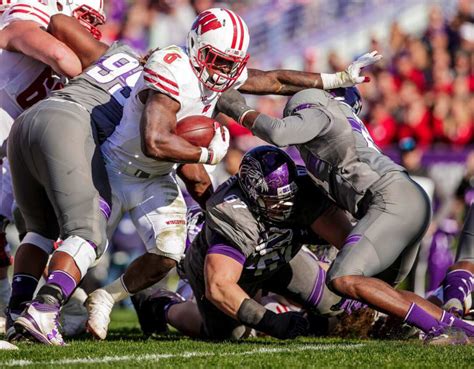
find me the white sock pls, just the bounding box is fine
[103,275,130,303]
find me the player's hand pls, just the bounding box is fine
[344,50,383,85]
[271,311,309,339]
[206,123,230,165]
[216,89,254,124]
[321,51,383,89]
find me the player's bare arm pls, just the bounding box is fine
[239,51,383,95]
[310,204,353,250]
[0,19,82,78]
[139,90,205,162]
[205,253,248,318]
[176,164,213,209]
[140,89,228,165]
[48,14,108,70]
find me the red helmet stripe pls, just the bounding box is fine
[235,14,245,51]
[223,8,238,49]
[144,67,179,89]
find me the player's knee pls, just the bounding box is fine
[22,232,55,254]
[54,235,97,279]
[327,275,358,297]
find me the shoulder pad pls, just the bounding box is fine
[2,0,56,28]
[142,47,187,99]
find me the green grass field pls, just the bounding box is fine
[0,309,473,369]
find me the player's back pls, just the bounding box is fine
[285,89,405,217]
[0,0,64,126]
[102,45,225,176]
[50,42,142,143]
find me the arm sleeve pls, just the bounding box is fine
[2,1,53,29]
[251,108,330,147]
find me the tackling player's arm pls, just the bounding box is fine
[217,89,326,147]
[48,14,108,70]
[205,247,309,339]
[239,51,382,95]
[0,19,82,78]
[176,164,214,209]
[205,253,247,318]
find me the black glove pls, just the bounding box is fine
[216,89,253,123]
[257,310,309,339]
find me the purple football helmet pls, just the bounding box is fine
[238,146,298,223]
[329,87,362,115]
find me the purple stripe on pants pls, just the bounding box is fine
[207,244,246,265]
[99,196,111,220]
[344,234,362,247]
[308,266,326,307]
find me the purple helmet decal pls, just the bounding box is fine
[238,146,298,223]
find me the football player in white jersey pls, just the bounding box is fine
[0,0,104,337]
[86,7,383,340]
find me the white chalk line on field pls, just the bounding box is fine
[2,343,365,366]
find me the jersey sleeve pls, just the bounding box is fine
[142,47,183,102]
[2,0,54,29]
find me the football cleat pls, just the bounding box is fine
[85,289,114,340]
[60,287,88,337]
[4,307,21,342]
[424,326,469,346]
[14,301,65,346]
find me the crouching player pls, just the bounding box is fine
[133,146,358,340]
[216,86,474,344]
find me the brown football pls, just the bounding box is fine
[176,115,217,147]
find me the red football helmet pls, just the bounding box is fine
[59,0,106,40]
[187,8,250,92]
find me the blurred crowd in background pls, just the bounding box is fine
[84,0,474,299]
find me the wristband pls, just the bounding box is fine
[198,147,210,164]
[238,109,257,125]
[321,72,345,90]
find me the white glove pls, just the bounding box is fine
[198,123,230,165]
[321,50,383,89]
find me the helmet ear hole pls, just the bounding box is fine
[190,38,195,48]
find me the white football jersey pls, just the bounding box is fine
[0,0,63,132]
[103,45,248,176]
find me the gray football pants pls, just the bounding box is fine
[327,171,432,286]
[456,203,474,263]
[7,99,110,254]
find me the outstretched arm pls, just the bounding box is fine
[216,89,326,147]
[239,51,382,95]
[0,20,82,78]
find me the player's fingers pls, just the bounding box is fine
[221,126,230,142]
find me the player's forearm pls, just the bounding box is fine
[4,22,81,78]
[177,164,214,208]
[241,69,323,95]
[141,130,203,163]
[205,278,249,319]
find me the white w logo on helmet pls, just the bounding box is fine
[187,8,250,92]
